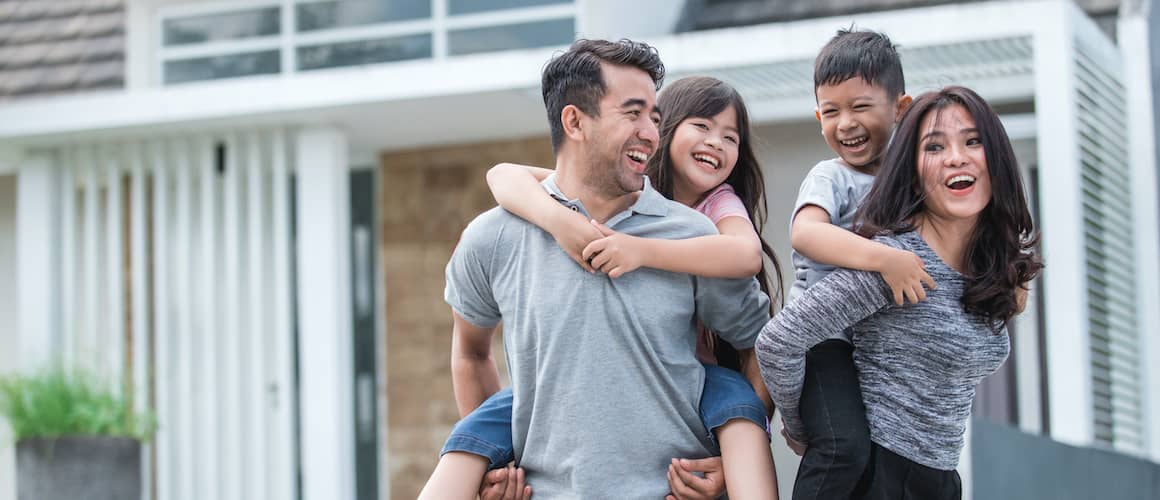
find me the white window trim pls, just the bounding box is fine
[156,0,578,85]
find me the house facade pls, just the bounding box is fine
[0,0,1157,499]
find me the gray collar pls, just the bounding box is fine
[541,174,669,224]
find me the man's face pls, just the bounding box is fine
[581,63,661,197]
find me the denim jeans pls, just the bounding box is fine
[440,363,768,468]
[793,339,872,500]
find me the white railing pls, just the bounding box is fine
[52,131,298,500]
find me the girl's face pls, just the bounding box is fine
[916,103,992,224]
[668,105,740,206]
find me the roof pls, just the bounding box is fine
[0,0,124,100]
[677,0,1121,32]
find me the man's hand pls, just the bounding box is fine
[877,248,936,305]
[479,466,532,500]
[546,209,603,273]
[780,424,807,456]
[582,221,647,278]
[666,457,726,500]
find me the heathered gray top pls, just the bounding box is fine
[446,175,770,498]
[757,230,1009,471]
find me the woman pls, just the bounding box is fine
[757,86,1042,499]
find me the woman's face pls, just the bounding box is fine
[916,104,992,223]
[667,105,740,206]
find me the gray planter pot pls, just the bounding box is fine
[16,436,141,500]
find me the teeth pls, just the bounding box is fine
[627,151,648,163]
[840,136,868,147]
[945,174,976,187]
[693,153,719,168]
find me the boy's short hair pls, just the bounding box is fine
[814,28,905,98]
[541,39,665,152]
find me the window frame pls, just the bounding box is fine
[155,0,577,85]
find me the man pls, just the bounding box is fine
[443,39,770,497]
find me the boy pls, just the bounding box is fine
[784,28,930,499]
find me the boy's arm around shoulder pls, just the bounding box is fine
[791,206,935,305]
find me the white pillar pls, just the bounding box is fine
[295,126,355,500]
[1032,4,1093,448]
[16,153,59,371]
[1120,6,1160,462]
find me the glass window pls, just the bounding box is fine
[296,0,430,32]
[163,7,280,46]
[164,50,281,84]
[297,34,432,71]
[448,0,570,16]
[448,18,572,56]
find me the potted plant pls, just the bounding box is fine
[0,370,155,500]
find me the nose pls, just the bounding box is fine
[838,111,857,131]
[639,118,660,150]
[704,134,723,150]
[943,143,967,167]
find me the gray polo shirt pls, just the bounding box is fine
[789,158,876,300]
[445,175,770,498]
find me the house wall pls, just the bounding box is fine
[0,174,19,500]
[377,136,555,499]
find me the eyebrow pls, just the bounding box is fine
[920,127,981,142]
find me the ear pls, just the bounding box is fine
[814,108,821,123]
[561,104,586,142]
[894,94,913,122]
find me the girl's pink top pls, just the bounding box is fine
[691,184,752,365]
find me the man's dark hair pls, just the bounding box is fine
[814,27,905,98]
[541,39,665,152]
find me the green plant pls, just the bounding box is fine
[0,370,155,441]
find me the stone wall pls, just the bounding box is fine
[378,136,555,499]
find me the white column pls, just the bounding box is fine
[1120,8,1160,462]
[1032,5,1093,448]
[16,153,59,371]
[295,126,355,500]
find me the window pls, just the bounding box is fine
[158,0,577,85]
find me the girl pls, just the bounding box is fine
[420,76,785,500]
[757,86,1042,499]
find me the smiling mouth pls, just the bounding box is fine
[693,153,719,169]
[945,174,976,191]
[839,136,869,148]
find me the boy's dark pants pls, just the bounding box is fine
[792,339,871,500]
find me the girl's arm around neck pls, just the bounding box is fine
[486,162,602,271]
[584,214,762,279]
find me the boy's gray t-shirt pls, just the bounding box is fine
[789,158,876,302]
[445,176,770,498]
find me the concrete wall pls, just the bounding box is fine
[972,418,1160,499]
[0,174,19,500]
[378,136,555,499]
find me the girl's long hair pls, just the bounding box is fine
[647,76,785,367]
[856,86,1043,327]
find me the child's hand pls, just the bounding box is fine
[582,221,646,278]
[546,209,604,273]
[878,248,936,305]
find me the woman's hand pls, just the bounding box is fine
[582,221,648,278]
[666,457,726,500]
[780,423,807,456]
[545,208,603,273]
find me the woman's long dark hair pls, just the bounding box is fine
[856,86,1043,327]
[647,76,785,367]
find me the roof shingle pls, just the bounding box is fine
[0,0,124,100]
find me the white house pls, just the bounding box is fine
[0,0,1157,498]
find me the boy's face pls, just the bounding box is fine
[815,77,907,171]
